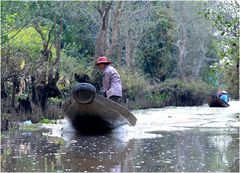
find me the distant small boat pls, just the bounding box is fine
[208,95,229,107]
[63,83,137,134]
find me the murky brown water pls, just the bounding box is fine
[1,101,239,172]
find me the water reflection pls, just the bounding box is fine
[1,129,135,172]
[1,128,239,172]
[1,101,239,172]
[135,129,239,172]
[60,133,135,172]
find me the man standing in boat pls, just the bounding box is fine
[96,56,122,103]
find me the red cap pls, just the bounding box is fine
[96,56,111,65]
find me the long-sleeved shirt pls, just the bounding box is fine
[220,94,229,103]
[102,65,122,98]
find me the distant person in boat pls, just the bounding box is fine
[217,89,222,98]
[96,56,122,103]
[219,90,229,103]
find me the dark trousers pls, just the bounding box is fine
[103,92,121,104]
[109,96,121,103]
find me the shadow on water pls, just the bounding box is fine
[71,114,113,135]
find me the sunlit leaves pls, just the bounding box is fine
[9,27,42,58]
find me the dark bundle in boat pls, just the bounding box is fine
[62,83,137,135]
[208,94,229,107]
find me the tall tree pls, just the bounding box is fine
[1,1,66,113]
[119,1,155,67]
[171,1,216,81]
[94,1,113,58]
[106,1,122,59]
[137,3,176,81]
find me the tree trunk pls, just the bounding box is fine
[238,60,240,100]
[178,39,187,80]
[95,2,112,58]
[11,76,17,108]
[192,42,206,80]
[95,28,108,58]
[106,1,122,58]
[177,2,187,81]
[116,43,122,66]
[54,15,62,82]
[33,21,53,114]
[125,37,134,68]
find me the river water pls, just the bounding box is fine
[1,101,239,172]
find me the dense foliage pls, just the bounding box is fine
[137,7,177,81]
[1,0,239,120]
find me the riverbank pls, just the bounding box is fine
[0,79,232,131]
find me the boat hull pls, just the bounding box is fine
[208,95,229,107]
[63,83,137,134]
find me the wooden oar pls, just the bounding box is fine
[95,94,137,126]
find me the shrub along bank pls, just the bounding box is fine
[120,78,215,109]
[1,67,215,131]
[76,68,215,109]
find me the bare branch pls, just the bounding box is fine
[33,21,45,41]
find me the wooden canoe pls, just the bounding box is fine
[62,83,137,134]
[208,95,229,107]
